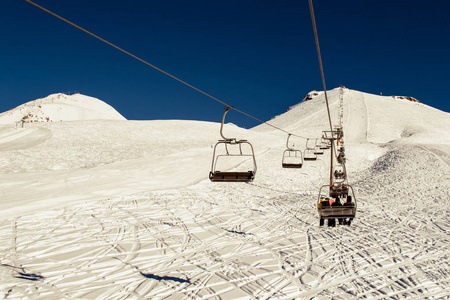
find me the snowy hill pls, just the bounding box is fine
[0,88,449,299]
[0,93,126,124]
[256,87,449,145]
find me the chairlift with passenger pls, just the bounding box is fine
[333,125,344,139]
[332,164,346,182]
[337,151,346,164]
[209,107,257,182]
[317,183,356,227]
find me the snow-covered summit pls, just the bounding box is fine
[0,93,126,124]
[255,87,450,145]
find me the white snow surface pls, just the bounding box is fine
[0,88,449,299]
[0,93,126,124]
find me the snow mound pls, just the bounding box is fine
[0,93,126,124]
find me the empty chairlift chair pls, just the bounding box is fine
[282,134,303,168]
[303,138,317,161]
[209,107,257,182]
[319,136,331,150]
[314,138,324,155]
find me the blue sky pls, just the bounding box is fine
[2,0,449,128]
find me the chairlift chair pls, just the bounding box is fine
[303,138,317,161]
[329,182,349,198]
[282,134,303,168]
[337,152,346,164]
[332,164,346,182]
[314,138,324,155]
[282,149,303,168]
[333,125,344,139]
[319,135,331,149]
[209,107,257,182]
[317,183,356,226]
[319,139,330,149]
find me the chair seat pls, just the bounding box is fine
[282,163,302,168]
[209,171,255,182]
[318,206,355,218]
[304,157,317,161]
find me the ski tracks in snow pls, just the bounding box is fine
[0,145,449,298]
[1,185,449,298]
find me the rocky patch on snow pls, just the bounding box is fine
[393,95,420,103]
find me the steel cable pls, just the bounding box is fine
[25,0,312,141]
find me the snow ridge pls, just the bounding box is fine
[0,93,126,124]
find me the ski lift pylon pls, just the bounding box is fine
[209,107,257,182]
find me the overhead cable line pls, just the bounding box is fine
[307,0,333,133]
[308,0,340,183]
[25,0,311,140]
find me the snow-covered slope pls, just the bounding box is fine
[0,89,449,299]
[256,87,450,145]
[0,93,126,124]
[342,89,449,145]
[253,88,339,138]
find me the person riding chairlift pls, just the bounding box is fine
[337,153,346,164]
[343,196,354,225]
[318,197,332,209]
[344,196,354,206]
[334,169,345,179]
[332,197,344,225]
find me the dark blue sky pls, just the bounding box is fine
[2,0,449,128]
